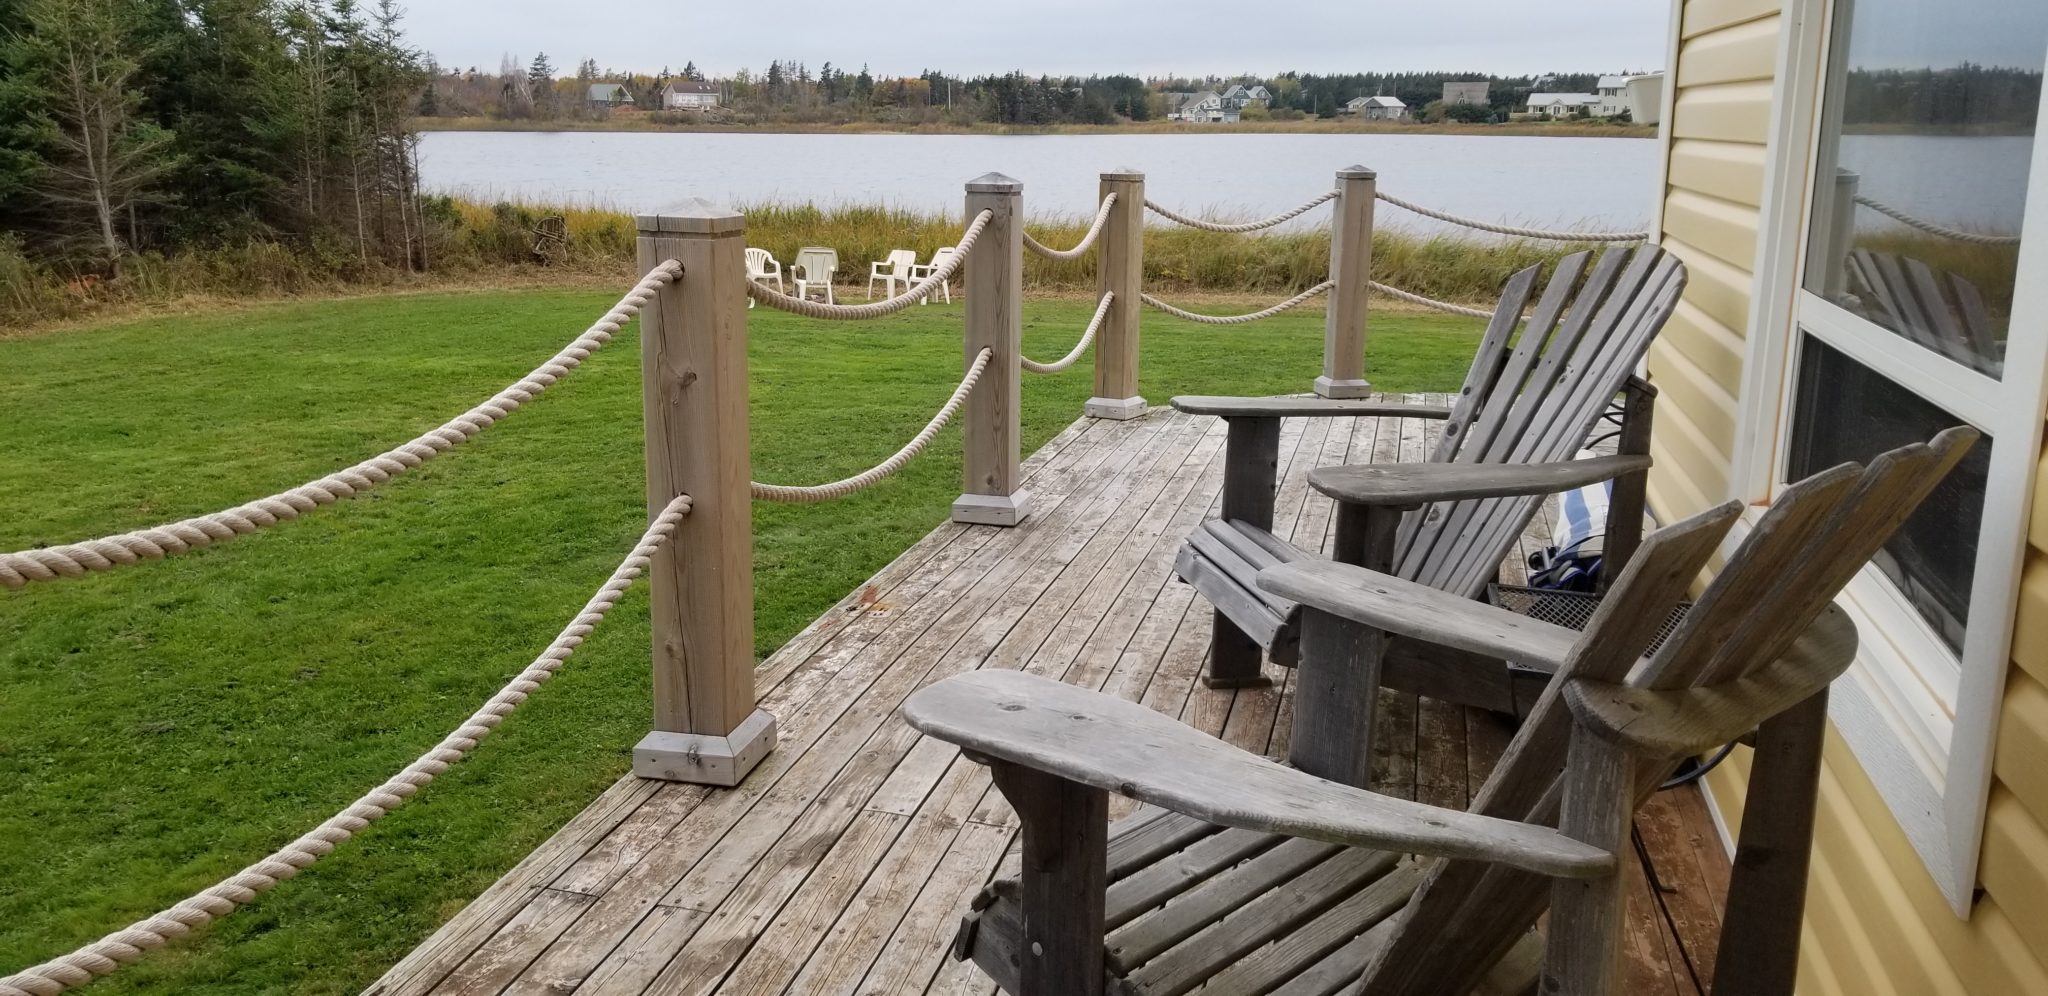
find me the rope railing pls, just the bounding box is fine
[749,347,994,503]
[1854,195,2021,247]
[1140,282,1334,325]
[1143,191,1337,234]
[0,262,682,591]
[747,210,993,319]
[1371,280,1500,320]
[1022,193,1118,260]
[0,494,692,996]
[1374,191,1649,242]
[1022,293,1114,374]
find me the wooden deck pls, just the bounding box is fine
[368,403,1731,996]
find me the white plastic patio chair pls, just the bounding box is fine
[792,247,838,304]
[907,247,956,304]
[867,249,918,300]
[745,248,784,309]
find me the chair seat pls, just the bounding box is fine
[1174,518,1310,671]
[957,808,1428,996]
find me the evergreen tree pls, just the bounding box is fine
[528,51,555,114]
[5,0,180,273]
[682,60,702,81]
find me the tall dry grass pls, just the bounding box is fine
[2,197,1596,328]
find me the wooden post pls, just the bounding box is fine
[1317,165,1375,399]
[1710,690,1830,996]
[990,763,1109,996]
[1543,730,1634,996]
[630,200,777,787]
[1599,377,1657,590]
[1086,169,1147,420]
[1205,416,1280,689]
[953,172,1032,527]
[1823,168,1860,301]
[1290,608,1385,788]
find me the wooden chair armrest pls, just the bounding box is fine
[1170,395,1453,419]
[902,670,1614,880]
[1257,560,1580,673]
[1308,454,1652,508]
[1565,604,1858,757]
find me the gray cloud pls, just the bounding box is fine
[398,0,1669,77]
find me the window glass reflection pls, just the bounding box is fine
[1802,0,2046,379]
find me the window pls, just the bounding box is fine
[1734,0,2048,912]
[1790,0,2044,703]
[1787,337,1993,655]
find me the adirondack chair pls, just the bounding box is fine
[903,428,1976,996]
[1173,245,1686,713]
[1843,248,2002,377]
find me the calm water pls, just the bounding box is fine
[417,131,1663,235]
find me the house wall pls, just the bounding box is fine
[1651,0,2048,992]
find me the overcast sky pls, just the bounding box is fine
[397,0,1671,78]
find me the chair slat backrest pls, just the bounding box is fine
[1391,246,1688,598]
[1352,428,1978,996]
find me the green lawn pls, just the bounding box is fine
[0,290,1483,993]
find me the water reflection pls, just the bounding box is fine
[1803,0,2046,380]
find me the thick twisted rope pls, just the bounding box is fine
[1140,282,1334,325]
[1143,191,1336,234]
[750,348,993,503]
[1022,293,1114,374]
[747,211,993,319]
[0,263,681,591]
[1854,195,2021,246]
[0,494,691,996]
[1374,191,1648,242]
[1022,193,1118,260]
[1371,280,1499,320]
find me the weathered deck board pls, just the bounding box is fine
[370,406,1727,996]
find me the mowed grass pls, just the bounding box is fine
[0,289,1483,993]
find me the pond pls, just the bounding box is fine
[417,130,1663,235]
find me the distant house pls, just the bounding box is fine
[1594,76,1631,116]
[1621,72,1665,125]
[658,80,720,110]
[1170,91,1238,123]
[1442,81,1489,106]
[1218,84,1270,111]
[587,83,635,108]
[1526,92,1599,116]
[1345,95,1408,120]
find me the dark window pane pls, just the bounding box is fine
[1789,336,1989,653]
[1802,0,2046,379]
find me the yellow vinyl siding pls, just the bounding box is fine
[1682,0,1780,36]
[1671,82,1776,144]
[1657,1,2048,993]
[1678,16,1783,85]
[1668,139,1768,208]
[1665,302,1746,393]
[1993,668,2048,827]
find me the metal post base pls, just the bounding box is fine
[633,708,777,786]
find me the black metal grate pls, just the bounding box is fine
[1487,584,1691,656]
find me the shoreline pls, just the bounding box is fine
[413,117,1656,139]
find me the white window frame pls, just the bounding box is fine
[1730,0,2048,915]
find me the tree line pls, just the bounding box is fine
[414,62,1630,126]
[1839,65,2043,131]
[0,0,427,279]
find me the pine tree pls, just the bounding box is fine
[682,60,702,82]
[8,0,180,273]
[528,52,555,114]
